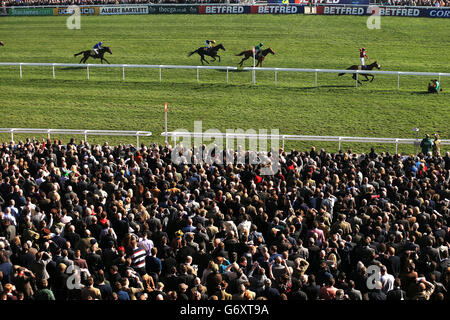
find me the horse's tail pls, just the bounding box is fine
[187,49,198,57]
[74,51,84,57]
[235,51,247,56]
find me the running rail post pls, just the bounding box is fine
[275,70,277,87]
[315,70,318,87]
[397,73,400,90]
[226,67,229,84]
[122,66,125,80]
[87,65,90,80]
[52,64,55,80]
[356,71,358,88]
[159,66,162,82]
[197,67,199,84]
[19,63,22,79]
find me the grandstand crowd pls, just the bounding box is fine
[0,134,449,301]
[2,0,449,6]
[380,0,449,6]
[1,0,242,7]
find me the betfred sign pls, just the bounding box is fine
[251,5,304,14]
[198,5,304,14]
[317,5,422,16]
[198,5,248,14]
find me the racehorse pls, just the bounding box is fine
[338,61,381,84]
[0,41,4,47]
[236,48,275,68]
[74,46,112,64]
[187,44,226,65]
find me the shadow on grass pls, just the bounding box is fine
[215,68,249,73]
[59,66,89,70]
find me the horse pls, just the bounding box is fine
[338,61,381,84]
[187,44,226,65]
[74,46,112,64]
[236,48,275,68]
[0,41,4,47]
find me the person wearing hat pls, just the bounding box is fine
[432,133,442,157]
[204,40,216,52]
[178,282,189,301]
[359,47,371,69]
[254,42,264,59]
[428,79,442,94]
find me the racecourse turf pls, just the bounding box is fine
[0,14,448,153]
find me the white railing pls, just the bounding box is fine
[0,62,238,83]
[0,128,152,146]
[242,67,450,88]
[1,62,448,88]
[161,131,450,153]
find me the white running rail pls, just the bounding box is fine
[0,128,152,146]
[0,62,448,88]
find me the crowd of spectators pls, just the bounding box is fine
[2,0,449,6]
[1,0,244,7]
[377,0,449,6]
[0,134,449,301]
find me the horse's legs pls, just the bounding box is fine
[370,75,374,82]
[238,55,250,67]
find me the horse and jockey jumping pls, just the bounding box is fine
[74,41,113,64]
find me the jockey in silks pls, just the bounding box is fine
[359,47,370,69]
[428,79,441,93]
[204,40,216,52]
[93,41,103,55]
[254,42,263,59]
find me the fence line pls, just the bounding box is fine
[0,62,237,84]
[161,131,450,153]
[242,67,450,88]
[1,62,448,88]
[0,128,448,153]
[0,128,152,146]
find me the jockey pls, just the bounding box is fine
[93,41,103,54]
[359,47,370,69]
[254,42,263,58]
[428,79,441,93]
[204,40,216,51]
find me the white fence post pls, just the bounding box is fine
[159,66,162,82]
[52,64,55,80]
[19,63,22,79]
[87,65,90,80]
[252,68,255,85]
[197,67,199,84]
[315,70,318,87]
[226,67,229,84]
[356,72,358,88]
[397,73,400,90]
[275,71,277,87]
[122,66,125,80]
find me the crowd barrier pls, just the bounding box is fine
[2,3,449,17]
